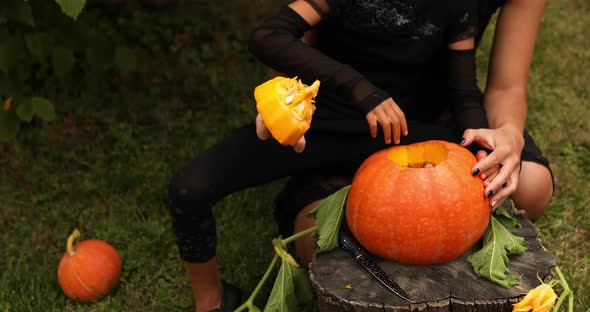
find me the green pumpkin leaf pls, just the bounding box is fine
[291,264,314,306]
[16,100,33,122]
[493,206,522,229]
[309,185,350,253]
[31,97,56,121]
[467,214,527,288]
[114,47,137,72]
[52,47,75,77]
[264,259,298,312]
[0,107,20,140]
[54,0,87,20]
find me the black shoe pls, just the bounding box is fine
[208,282,245,312]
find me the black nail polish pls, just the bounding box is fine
[487,190,494,198]
[472,168,480,176]
[460,138,466,145]
[502,183,507,188]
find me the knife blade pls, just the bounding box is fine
[338,226,412,302]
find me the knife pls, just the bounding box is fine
[338,225,412,302]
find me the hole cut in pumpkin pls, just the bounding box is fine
[387,141,448,168]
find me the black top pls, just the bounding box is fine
[249,0,505,132]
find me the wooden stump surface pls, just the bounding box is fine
[309,202,556,311]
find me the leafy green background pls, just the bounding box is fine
[1,0,589,311]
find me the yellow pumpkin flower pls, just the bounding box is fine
[512,282,557,312]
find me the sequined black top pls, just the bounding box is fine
[249,0,505,132]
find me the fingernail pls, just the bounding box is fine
[502,182,507,188]
[404,130,409,136]
[491,200,497,208]
[460,137,466,145]
[472,168,480,176]
[487,190,494,198]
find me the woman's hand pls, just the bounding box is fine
[256,113,306,153]
[366,98,408,144]
[461,125,525,209]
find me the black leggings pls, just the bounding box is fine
[168,119,458,263]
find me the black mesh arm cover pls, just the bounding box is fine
[447,49,489,132]
[248,6,390,115]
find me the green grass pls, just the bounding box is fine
[1,0,588,311]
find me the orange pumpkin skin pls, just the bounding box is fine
[57,231,122,303]
[346,140,490,265]
[254,77,319,145]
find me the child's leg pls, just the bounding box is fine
[171,121,443,311]
[168,124,324,311]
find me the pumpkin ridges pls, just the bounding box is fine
[57,256,80,301]
[71,247,104,302]
[72,263,101,300]
[74,240,121,296]
[59,255,97,302]
[404,168,445,263]
[441,149,489,260]
[437,161,474,260]
[430,166,448,262]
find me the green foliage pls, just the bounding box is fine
[237,186,350,311]
[308,185,350,252]
[54,0,86,20]
[0,0,88,140]
[467,207,527,288]
[263,258,303,312]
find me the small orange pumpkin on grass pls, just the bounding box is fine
[57,229,122,303]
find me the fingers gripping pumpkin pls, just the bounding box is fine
[346,140,491,265]
[57,229,122,303]
[254,77,320,145]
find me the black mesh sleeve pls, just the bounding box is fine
[447,49,488,132]
[248,6,390,115]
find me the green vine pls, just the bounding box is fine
[234,226,318,312]
[552,266,574,312]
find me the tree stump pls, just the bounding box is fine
[309,201,556,311]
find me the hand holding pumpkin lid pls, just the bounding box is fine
[254,77,320,146]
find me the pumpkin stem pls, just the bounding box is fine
[66,229,81,256]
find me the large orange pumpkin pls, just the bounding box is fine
[346,140,490,265]
[254,76,320,145]
[57,229,122,303]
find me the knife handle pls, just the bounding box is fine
[338,227,366,258]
